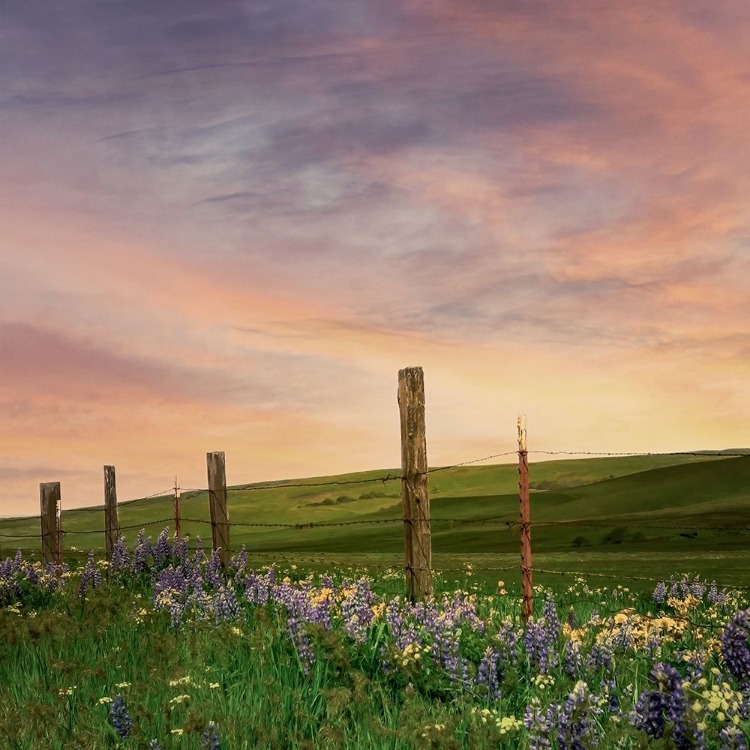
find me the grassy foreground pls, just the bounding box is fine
[2,538,750,749]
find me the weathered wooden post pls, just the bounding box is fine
[398,366,432,602]
[174,474,181,540]
[206,452,230,568]
[518,415,533,621]
[104,465,120,561]
[40,482,60,565]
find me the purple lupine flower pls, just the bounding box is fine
[543,594,561,641]
[475,646,502,701]
[110,536,129,574]
[231,546,247,574]
[691,576,706,599]
[721,609,750,691]
[192,536,206,566]
[557,680,601,750]
[153,528,172,568]
[496,619,520,666]
[213,585,241,625]
[632,687,669,740]
[77,551,101,599]
[563,640,582,678]
[173,536,189,567]
[110,695,132,739]
[631,662,695,747]
[669,576,680,600]
[653,580,667,604]
[206,550,224,589]
[340,577,376,643]
[148,741,162,749]
[524,618,559,675]
[525,699,557,750]
[708,581,720,603]
[287,615,315,674]
[602,678,619,712]
[132,530,152,573]
[720,726,749,750]
[680,576,692,599]
[586,641,614,672]
[201,721,220,750]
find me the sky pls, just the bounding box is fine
[1,1,749,516]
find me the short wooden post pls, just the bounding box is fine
[398,366,432,601]
[104,465,120,561]
[518,415,533,621]
[56,509,62,566]
[206,452,230,568]
[40,482,60,565]
[174,474,181,540]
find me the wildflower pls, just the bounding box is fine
[201,721,220,750]
[98,697,113,705]
[110,695,132,740]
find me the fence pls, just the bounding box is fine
[1,366,748,618]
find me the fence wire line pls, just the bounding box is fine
[4,514,750,538]
[528,450,748,458]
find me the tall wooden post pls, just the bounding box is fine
[206,452,229,568]
[174,474,181,540]
[40,482,60,565]
[104,465,120,561]
[398,367,432,602]
[518,415,533,621]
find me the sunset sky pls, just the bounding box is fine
[1,1,749,516]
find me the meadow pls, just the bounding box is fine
[1,537,749,749]
[1,453,749,748]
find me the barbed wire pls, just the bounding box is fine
[61,488,176,514]
[528,450,749,458]
[62,518,177,535]
[531,519,750,531]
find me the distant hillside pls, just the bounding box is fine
[1,452,747,559]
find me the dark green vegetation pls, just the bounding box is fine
[2,453,749,586]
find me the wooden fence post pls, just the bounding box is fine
[174,474,181,540]
[104,465,120,561]
[40,482,60,565]
[398,366,432,602]
[206,452,230,568]
[518,415,533,621]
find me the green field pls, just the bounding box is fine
[2,453,749,588]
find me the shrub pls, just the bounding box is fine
[600,527,627,545]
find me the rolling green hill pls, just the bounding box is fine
[1,453,748,586]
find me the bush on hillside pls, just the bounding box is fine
[600,527,627,545]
